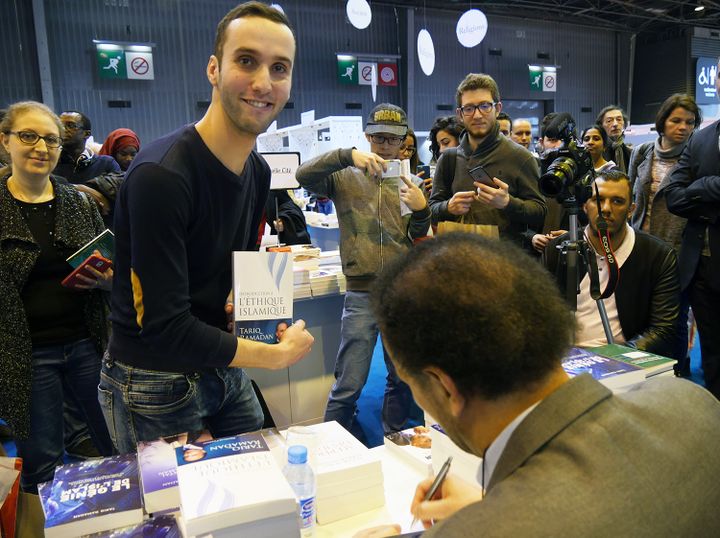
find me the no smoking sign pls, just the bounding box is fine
[126,51,154,80]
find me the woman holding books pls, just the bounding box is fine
[0,101,114,492]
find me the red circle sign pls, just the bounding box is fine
[131,57,149,75]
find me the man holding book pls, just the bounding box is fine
[101,2,313,454]
[358,233,720,537]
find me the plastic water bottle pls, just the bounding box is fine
[283,445,316,537]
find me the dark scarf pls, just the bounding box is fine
[611,135,627,172]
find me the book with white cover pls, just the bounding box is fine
[384,427,433,474]
[232,251,293,344]
[137,431,213,515]
[428,424,483,487]
[306,421,383,488]
[43,454,143,538]
[190,512,300,538]
[175,432,297,537]
[315,482,386,525]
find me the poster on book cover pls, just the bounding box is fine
[232,251,293,344]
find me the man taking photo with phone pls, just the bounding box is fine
[296,103,430,439]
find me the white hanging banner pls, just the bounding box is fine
[456,9,488,48]
[417,29,435,77]
[371,63,378,102]
[346,0,372,30]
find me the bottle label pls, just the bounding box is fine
[299,496,315,528]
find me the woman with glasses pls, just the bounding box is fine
[399,128,421,174]
[0,101,113,492]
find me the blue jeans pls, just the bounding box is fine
[324,291,417,433]
[14,338,113,492]
[98,353,264,454]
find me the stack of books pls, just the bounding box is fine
[309,266,346,297]
[305,421,385,524]
[562,347,645,392]
[40,454,144,537]
[137,431,215,516]
[174,432,299,538]
[293,267,313,299]
[589,344,677,378]
[383,426,433,474]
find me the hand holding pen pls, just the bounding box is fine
[410,456,484,529]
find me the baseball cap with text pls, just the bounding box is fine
[365,103,408,137]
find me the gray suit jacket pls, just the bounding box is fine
[424,375,720,537]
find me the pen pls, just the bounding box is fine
[411,456,453,528]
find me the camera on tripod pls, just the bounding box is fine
[538,113,595,203]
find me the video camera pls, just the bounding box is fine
[538,113,594,203]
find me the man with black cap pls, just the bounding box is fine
[296,103,430,438]
[429,73,545,250]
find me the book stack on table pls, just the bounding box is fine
[38,454,145,537]
[304,421,385,524]
[174,432,299,538]
[308,267,346,297]
[588,344,677,378]
[383,427,433,475]
[562,347,646,393]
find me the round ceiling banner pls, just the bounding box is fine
[456,9,488,48]
[346,0,372,30]
[417,29,435,76]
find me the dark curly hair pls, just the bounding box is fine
[428,116,463,161]
[371,234,575,400]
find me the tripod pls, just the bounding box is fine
[556,197,614,344]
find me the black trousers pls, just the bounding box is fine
[688,256,720,399]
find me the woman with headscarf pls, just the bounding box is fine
[99,128,140,171]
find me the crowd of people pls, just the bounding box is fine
[1,1,720,535]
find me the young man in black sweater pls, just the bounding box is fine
[102,2,313,453]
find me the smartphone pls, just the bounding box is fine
[417,164,432,178]
[382,159,402,178]
[61,253,112,288]
[468,164,496,187]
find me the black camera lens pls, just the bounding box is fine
[539,157,577,197]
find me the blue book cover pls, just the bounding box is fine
[44,454,143,537]
[233,251,293,344]
[562,347,644,381]
[85,515,180,537]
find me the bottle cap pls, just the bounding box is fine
[288,445,308,464]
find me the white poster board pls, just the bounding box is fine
[261,152,301,189]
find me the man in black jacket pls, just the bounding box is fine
[545,171,679,357]
[665,59,720,397]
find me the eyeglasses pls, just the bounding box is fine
[457,102,498,117]
[400,145,416,154]
[369,134,405,146]
[62,121,83,131]
[7,130,62,148]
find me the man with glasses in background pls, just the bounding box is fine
[54,111,120,184]
[429,73,545,250]
[297,103,431,439]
